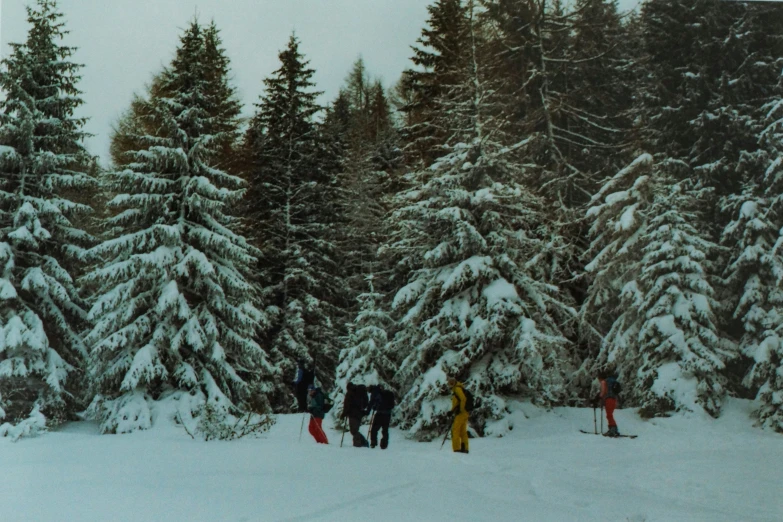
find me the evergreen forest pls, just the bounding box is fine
[1,0,783,440]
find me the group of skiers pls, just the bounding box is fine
[293,360,397,449]
[294,359,624,450]
[341,382,396,448]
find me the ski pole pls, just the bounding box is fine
[340,417,347,448]
[593,405,597,435]
[299,412,306,442]
[367,412,376,446]
[439,415,453,450]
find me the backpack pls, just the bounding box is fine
[606,376,621,396]
[379,390,396,411]
[353,384,369,411]
[457,387,475,412]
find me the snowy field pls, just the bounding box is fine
[1,399,781,522]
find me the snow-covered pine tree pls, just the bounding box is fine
[84,20,274,435]
[0,0,93,436]
[721,189,783,429]
[585,154,733,417]
[635,181,731,417]
[242,35,344,402]
[321,64,403,414]
[110,21,242,171]
[482,2,634,369]
[602,0,783,418]
[722,58,783,431]
[581,154,655,349]
[386,0,575,438]
[333,274,396,417]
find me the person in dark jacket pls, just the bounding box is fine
[293,359,315,413]
[307,384,329,444]
[342,382,369,447]
[367,385,395,449]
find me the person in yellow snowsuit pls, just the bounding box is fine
[447,377,469,453]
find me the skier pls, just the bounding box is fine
[293,359,315,413]
[447,377,469,454]
[342,382,370,447]
[594,370,621,437]
[307,384,329,444]
[367,385,395,449]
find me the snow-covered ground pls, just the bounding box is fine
[1,399,781,522]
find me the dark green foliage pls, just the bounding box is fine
[85,20,272,434]
[242,35,345,399]
[0,0,93,429]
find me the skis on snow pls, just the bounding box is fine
[579,429,637,439]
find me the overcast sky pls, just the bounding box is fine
[1,0,640,164]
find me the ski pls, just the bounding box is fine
[579,429,637,439]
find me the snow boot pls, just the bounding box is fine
[606,426,620,437]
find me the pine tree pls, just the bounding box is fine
[386,1,575,437]
[634,182,730,417]
[110,21,241,170]
[243,35,344,400]
[333,275,395,415]
[581,154,655,347]
[0,0,93,436]
[482,1,634,365]
[325,62,401,310]
[722,31,783,429]
[721,189,783,429]
[591,0,783,417]
[585,155,733,417]
[84,20,273,434]
[322,62,402,412]
[639,0,777,233]
[482,0,631,208]
[401,0,469,165]
[367,81,403,175]
[201,22,243,167]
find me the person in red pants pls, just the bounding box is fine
[307,385,329,444]
[594,370,621,437]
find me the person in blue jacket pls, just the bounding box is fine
[293,359,315,412]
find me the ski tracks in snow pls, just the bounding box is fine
[278,480,421,521]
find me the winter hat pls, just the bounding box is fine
[308,384,317,391]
